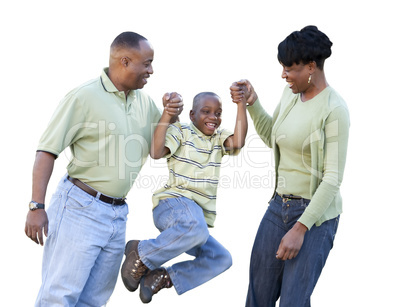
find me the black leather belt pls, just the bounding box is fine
[276,192,303,200]
[67,176,126,206]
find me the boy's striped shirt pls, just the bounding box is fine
[152,122,238,227]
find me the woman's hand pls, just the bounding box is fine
[230,79,258,106]
[276,222,308,260]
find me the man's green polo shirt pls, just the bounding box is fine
[38,68,161,197]
[152,122,238,227]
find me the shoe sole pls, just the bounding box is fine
[139,277,153,304]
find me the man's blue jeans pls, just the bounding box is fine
[246,194,339,307]
[138,197,232,295]
[35,175,128,306]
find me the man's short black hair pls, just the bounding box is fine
[111,32,147,50]
[277,25,333,69]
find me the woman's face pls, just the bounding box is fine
[281,62,311,94]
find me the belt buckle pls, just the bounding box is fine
[277,193,289,203]
[112,197,126,206]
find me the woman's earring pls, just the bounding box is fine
[308,75,312,84]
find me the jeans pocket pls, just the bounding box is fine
[153,199,174,231]
[153,197,193,231]
[66,187,95,210]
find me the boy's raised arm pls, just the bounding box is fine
[224,92,248,151]
[151,93,182,159]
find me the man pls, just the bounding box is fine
[25,31,183,306]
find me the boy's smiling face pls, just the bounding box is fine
[190,94,222,136]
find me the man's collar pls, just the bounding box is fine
[100,68,136,98]
[100,68,119,93]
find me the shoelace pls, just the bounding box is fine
[150,273,172,293]
[130,259,148,280]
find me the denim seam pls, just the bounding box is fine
[166,266,181,294]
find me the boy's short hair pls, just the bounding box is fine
[192,92,220,109]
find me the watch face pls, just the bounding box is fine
[29,202,38,210]
[29,201,44,210]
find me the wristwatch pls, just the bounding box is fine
[29,201,45,211]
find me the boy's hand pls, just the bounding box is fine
[163,92,184,117]
[230,79,258,106]
[234,84,248,105]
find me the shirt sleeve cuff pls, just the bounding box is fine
[247,98,263,117]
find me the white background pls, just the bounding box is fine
[1,0,400,306]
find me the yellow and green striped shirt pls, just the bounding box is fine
[152,122,238,227]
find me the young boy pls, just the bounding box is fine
[121,91,247,303]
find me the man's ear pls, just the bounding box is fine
[189,110,195,122]
[121,56,129,67]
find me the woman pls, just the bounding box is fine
[230,26,350,307]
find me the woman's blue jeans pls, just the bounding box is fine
[246,194,339,307]
[138,197,232,295]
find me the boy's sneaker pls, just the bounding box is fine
[139,268,173,303]
[121,240,149,292]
